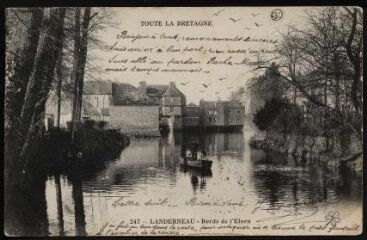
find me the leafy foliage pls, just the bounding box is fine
[253,98,283,131]
[253,98,304,132]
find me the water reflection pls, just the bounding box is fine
[5,129,362,236]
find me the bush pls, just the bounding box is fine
[253,98,304,132]
[253,98,283,131]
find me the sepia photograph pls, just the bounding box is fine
[4,5,363,237]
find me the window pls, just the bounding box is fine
[214,111,217,116]
[209,111,212,115]
[101,108,110,116]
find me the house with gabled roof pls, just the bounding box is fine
[160,82,186,130]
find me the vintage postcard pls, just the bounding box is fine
[4,6,363,236]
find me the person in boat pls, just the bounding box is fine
[197,146,207,160]
[185,148,192,158]
[197,150,203,160]
[191,141,199,160]
[201,150,207,159]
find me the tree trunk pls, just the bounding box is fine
[71,8,81,142]
[5,9,44,132]
[75,8,92,121]
[18,8,66,172]
[5,9,44,173]
[345,8,362,138]
[56,45,63,130]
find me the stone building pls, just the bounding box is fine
[160,82,186,130]
[199,100,245,129]
[82,81,112,121]
[183,103,200,127]
[249,62,282,115]
[45,81,112,128]
[109,81,162,136]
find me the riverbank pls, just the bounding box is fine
[249,130,362,173]
[5,123,131,236]
[40,125,130,177]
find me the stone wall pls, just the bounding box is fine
[109,105,160,136]
[249,130,362,172]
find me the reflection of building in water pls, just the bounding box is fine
[199,132,244,156]
[159,132,182,168]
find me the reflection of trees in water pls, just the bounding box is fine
[70,176,87,236]
[5,174,49,236]
[55,175,65,236]
[251,149,362,207]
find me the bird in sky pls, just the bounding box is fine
[254,22,263,27]
[218,77,226,81]
[243,27,252,30]
[180,81,189,86]
[213,9,224,16]
[251,13,260,17]
[202,83,211,88]
[229,18,242,23]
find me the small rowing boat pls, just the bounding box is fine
[180,157,212,170]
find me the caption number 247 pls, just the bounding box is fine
[130,219,141,224]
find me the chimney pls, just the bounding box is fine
[169,81,176,88]
[139,81,147,94]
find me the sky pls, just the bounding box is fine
[88,7,318,104]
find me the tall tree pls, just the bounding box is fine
[5,8,44,146]
[71,7,92,141]
[17,8,66,172]
[253,7,362,140]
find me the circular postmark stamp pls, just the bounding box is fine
[270,9,283,21]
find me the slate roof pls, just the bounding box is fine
[147,85,168,96]
[163,83,185,97]
[187,102,199,107]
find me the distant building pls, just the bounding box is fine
[199,100,245,129]
[45,94,72,129]
[183,103,200,127]
[45,80,112,128]
[111,81,166,106]
[160,82,186,130]
[45,80,245,134]
[82,80,112,121]
[110,81,161,136]
[249,62,282,115]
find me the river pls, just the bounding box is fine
[6,127,362,236]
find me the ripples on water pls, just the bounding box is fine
[8,129,362,236]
